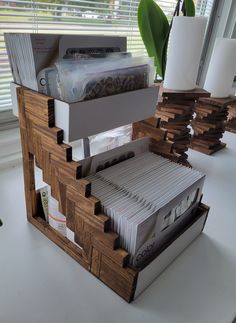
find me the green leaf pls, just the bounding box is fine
[138,0,169,78]
[184,0,195,16]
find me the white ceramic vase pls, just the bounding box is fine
[204,38,236,98]
[163,16,207,91]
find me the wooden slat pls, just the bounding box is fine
[51,155,82,179]
[58,180,67,215]
[50,165,59,200]
[199,95,236,108]
[29,215,89,269]
[74,206,110,233]
[143,117,160,128]
[92,238,129,268]
[23,88,55,127]
[42,149,51,185]
[17,87,27,129]
[67,186,101,215]
[99,255,137,302]
[33,124,64,144]
[149,138,173,155]
[57,170,91,197]
[162,87,210,100]
[34,133,43,169]
[132,121,167,141]
[91,248,102,277]
[43,140,72,162]
[92,231,119,250]
[18,88,37,220]
[65,198,75,231]
[26,118,34,154]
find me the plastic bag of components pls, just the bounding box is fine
[55,55,155,103]
[71,124,132,160]
[89,124,132,156]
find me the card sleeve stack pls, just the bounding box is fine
[85,152,205,267]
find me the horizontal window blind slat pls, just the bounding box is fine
[0,63,10,68]
[0,85,11,90]
[0,26,133,31]
[0,73,13,78]
[0,5,138,16]
[0,84,11,89]
[0,79,13,85]
[0,93,11,99]
[0,13,137,24]
[0,68,11,72]
[0,105,12,111]
[1,0,139,10]
[0,21,137,27]
[0,99,12,105]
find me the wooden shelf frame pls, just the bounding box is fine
[17,86,209,302]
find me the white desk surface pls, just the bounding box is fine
[0,131,236,323]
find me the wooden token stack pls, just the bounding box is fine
[132,118,192,166]
[156,88,210,160]
[226,103,236,133]
[191,96,236,155]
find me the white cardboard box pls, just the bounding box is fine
[134,204,208,298]
[10,83,158,143]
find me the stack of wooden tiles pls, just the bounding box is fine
[156,88,210,161]
[191,96,236,155]
[132,118,189,165]
[226,103,236,134]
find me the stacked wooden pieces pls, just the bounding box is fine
[191,96,236,155]
[132,118,191,167]
[18,87,190,303]
[226,103,236,133]
[156,88,210,161]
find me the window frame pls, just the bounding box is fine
[197,0,236,87]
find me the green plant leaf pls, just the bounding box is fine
[138,0,169,78]
[184,0,195,16]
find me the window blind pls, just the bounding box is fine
[0,0,214,112]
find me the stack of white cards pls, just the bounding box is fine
[4,33,61,91]
[86,152,205,267]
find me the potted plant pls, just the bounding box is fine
[138,0,207,91]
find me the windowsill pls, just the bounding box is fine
[0,127,22,169]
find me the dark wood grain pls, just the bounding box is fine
[17,86,209,302]
[191,96,236,155]
[157,88,210,160]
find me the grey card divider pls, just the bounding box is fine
[11,82,159,143]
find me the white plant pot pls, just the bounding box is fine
[204,38,236,98]
[163,16,207,91]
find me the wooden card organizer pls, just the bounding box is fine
[191,96,236,155]
[17,86,210,302]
